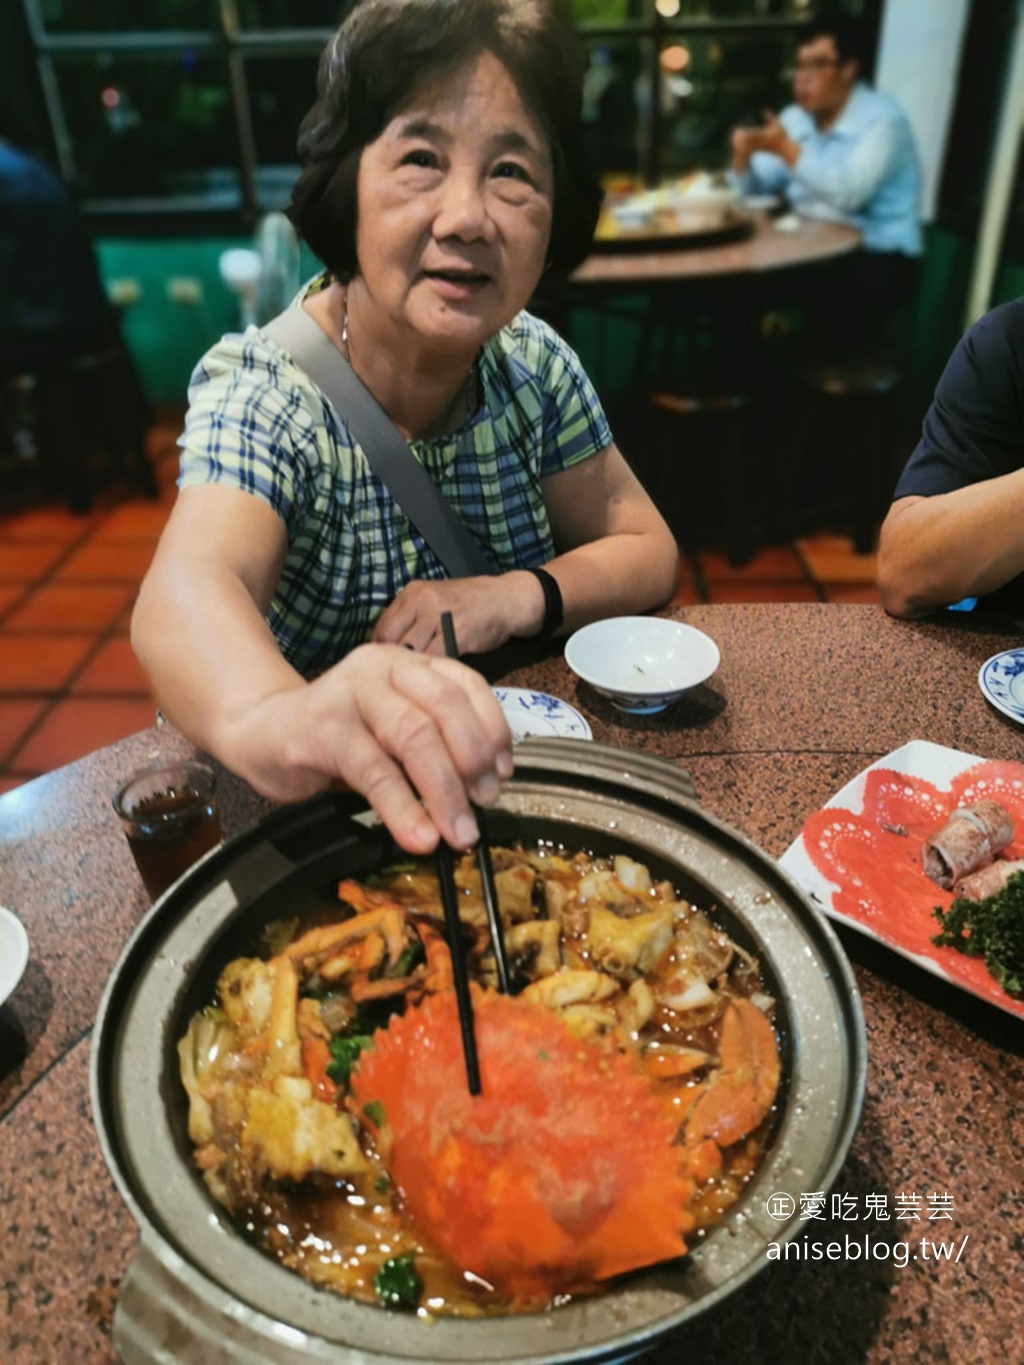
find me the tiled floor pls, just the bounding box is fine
[0,412,880,795]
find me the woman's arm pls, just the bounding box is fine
[132,485,512,851]
[877,474,1024,618]
[370,445,678,654]
[540,442,679,628]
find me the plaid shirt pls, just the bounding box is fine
[178,307,612,676]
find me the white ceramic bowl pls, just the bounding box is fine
[564,616,720,714]
[0,905,29,1005]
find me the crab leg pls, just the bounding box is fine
[416,921,453,993]
[683,998,779,1149]
[265,955,301,1075]
[283,907,407,971]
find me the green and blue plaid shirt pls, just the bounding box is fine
[178,305,612,676]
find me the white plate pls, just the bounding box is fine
[492,687,592,743]
[978,648,1024,723]
[779,740,1024,1019]
[0,905,29,1005]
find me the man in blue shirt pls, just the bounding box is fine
[731,14,921,350]
[731,16,921,256]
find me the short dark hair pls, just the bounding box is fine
[800,13,870,71]
[288,0,602,280]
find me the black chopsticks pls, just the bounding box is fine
[439,611,512,993]
[435,839,481,1094]
[436,612,513,1095]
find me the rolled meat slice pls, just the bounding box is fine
[954,857,1024,902]
[922,800,1014,889]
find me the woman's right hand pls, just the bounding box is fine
[221,644,514,854]
[133,487,513,853]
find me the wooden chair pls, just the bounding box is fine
[785,357,903,553]
[643,385,757,566]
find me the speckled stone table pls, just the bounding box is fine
[2,604,1022,1363]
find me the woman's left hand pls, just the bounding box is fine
[371,571,544,655]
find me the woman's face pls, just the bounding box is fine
[353,51,554,359]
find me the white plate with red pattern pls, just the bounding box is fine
[779,740,1024,1019]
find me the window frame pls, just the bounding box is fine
[20,0,875,232]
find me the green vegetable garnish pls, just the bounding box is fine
[362,1099,386,1128]
[932,871,1024,995]
[392,939,426,978]
[326,1034,373,1084]
[374,1253,422,1310]
[374,1174,390,1193]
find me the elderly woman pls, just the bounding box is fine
[132,0,677,853]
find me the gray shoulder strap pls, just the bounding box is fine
[262,306,496,579]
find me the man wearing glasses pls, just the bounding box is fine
[730,13,921,347]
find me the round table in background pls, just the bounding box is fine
[570,212,862,288]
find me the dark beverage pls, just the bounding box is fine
[113,762,221,900]
[124,790,221,899]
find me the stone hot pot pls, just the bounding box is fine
[91,739,866,1364]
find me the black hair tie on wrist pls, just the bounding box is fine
[527,566,564,638]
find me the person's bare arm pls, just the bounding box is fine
[877,472,1024,617]
[132,485,511,851]
[371,445,678,654]
[132,485,295,740]
[540,443,679,628]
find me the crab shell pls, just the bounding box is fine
[349,987,691,1301]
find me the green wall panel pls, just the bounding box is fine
[95,237,324,402]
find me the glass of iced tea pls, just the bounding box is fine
[113,760,221,900]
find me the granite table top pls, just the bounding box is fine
[2,604,1021,1363]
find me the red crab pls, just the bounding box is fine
[349,988,691,1301]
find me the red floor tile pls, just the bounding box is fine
[705,580,819,604]
[672,580,703,606]
[822,583,882,605]
[0,542,70,581]
[795,534,878,583]
[0,699,49,763]
[0,773,34,795]
[0,505,95,541]
[9,697,159,772]
[93,502,172,542]
[0,635,95,692]
[4,583,135,631]
[698,546,808,581]
[0,584,25,617]
[54,540,157,583]
[70,638,153,695]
